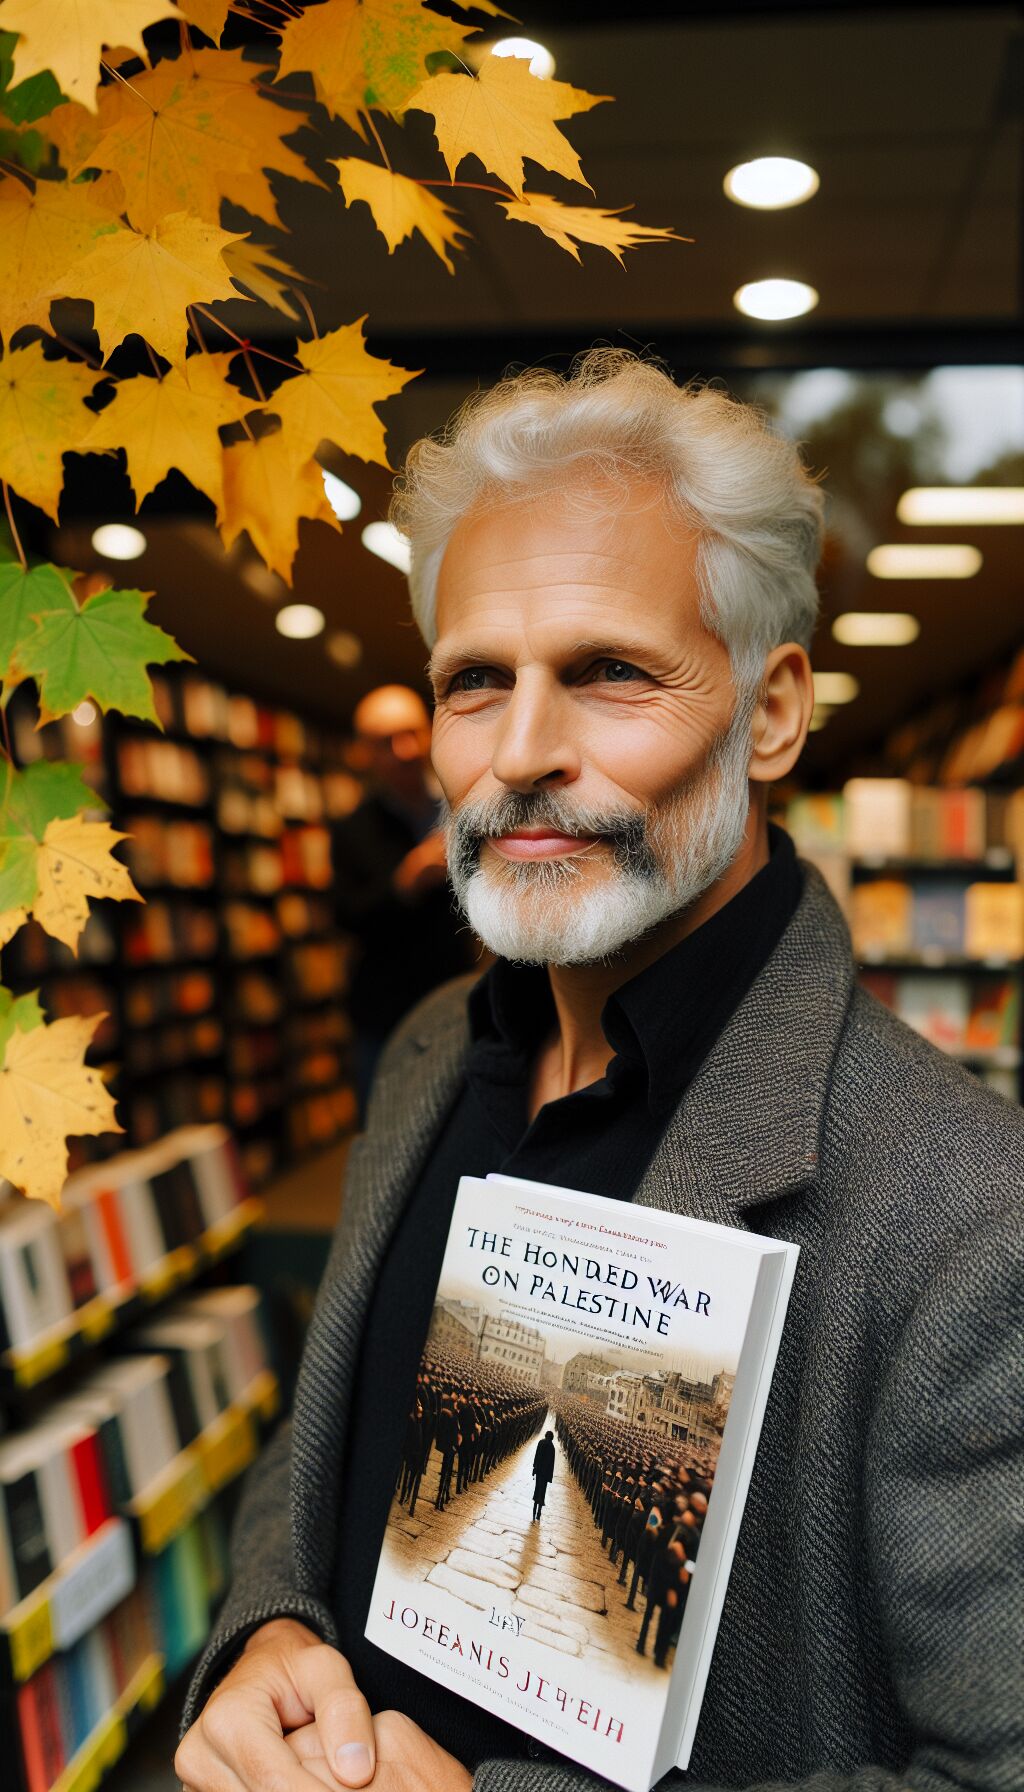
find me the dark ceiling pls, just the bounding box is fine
[34,1,1024,783]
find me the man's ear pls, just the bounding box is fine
[748,643,814,784]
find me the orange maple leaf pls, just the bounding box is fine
[499,191,691,265]
[1,0,181,111]
[47,211,247,368]
[0,172,124,344]
[83,354,254,510]
[217,430,341,581]
[331,157,469,272]
[270,319,419,475]
[402,53,610,199]
[0,342,99,519]
[276,0,481,134]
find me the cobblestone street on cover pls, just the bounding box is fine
[384,1409,666,1684]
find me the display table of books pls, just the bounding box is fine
[0,1126,278,1792]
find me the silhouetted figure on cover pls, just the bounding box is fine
[532,1430,556,1520]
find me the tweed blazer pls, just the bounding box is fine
[182,863,1024,1792]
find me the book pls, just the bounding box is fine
[0,1202,73,1355]
[364,1172,798,1792]
[849,879,912,958]
[896,975,970,1052]
[964,883,1024,959]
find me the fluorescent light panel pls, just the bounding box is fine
[867,544,982,579]
[832,612,920,646]
[897,487,1024,526]
[813,672,859,705]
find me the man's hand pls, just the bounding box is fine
[286,1711,473,1792]
[174,1619,377,1791]
[392,833,447,900]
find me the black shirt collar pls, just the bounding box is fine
[468,822,803,1117]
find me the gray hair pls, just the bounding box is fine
[389,347,825,693]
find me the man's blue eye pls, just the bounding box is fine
[601,661,639,682]
[454,668,489,691]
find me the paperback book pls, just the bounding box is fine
[364,1173,798,1792]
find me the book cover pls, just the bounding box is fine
[964,882,1024,959]
[910,881,966,955]
[364,1174,797,1792]
[964,979,1019,1052]
[896,974,969,1051]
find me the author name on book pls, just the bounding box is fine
[380,1599,626,1746]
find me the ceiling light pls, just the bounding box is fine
[321,469,362,521]
[71,701,97,726]
[733,279,818,321]
[276,603,325,639]
[866,544,982,579]
[326,630,363,669]
[362,520,411,574]
[809,704,834,732]
[490,36,555,78]
[832,612,920,647]
[897,487,1024,525]
[92,522,146,560]
[813,671,859,705]
[243,561,287,601]
[723,157,819,210]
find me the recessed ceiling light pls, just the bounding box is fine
[813,671,859,705]
[276,603,325,639]
[866,544,982,579]
[326,630,363,669]
[321,469,362,521]
[362,520,411,574]
[490,36,555,78]
[896,487,1024,525]
[733,279,818,321]
[71,700,98,726]
[809,704,834,732]
[832,612,921,646]
[724,157,819,210]
[92,522,146,560]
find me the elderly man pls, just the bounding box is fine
[177,351,1022,1792]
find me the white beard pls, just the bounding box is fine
[444,697,756,968]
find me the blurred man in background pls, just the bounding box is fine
[330,684,474,1112]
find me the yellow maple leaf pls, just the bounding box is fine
[331,156,468,272]
[499,190,691,265]
[276,0,367,138]
[1,0,181,112]
[47,211,247,369]
[30,815,142,953]
[276,0,479,133]
[270,318,419,476]
[82,353,253,509]
[178,0,228,40]
[0,1011,122,1208]
[42,97,104,176]
[0,341,99,518]
[222,239,308,321]
[402,53,610,199]
[0,172,124,344]
[218,430,341,581]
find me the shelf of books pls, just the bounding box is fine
[786,780,1024,1104]
[4,667,363,1190]
[0,1127,281,1792]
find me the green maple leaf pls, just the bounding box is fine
[0,758,104,914]
[0,984,44,1059]
[0,562,74,691]
[10,580,193,726]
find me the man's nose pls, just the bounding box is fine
[489,677,582,791]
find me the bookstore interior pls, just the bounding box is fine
[1,5,1022,1790]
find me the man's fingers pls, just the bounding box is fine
[290,1645,375,1788]
[177,1690,334,1792]
[285,1724,343,1788]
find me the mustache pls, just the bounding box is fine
[443,790,659,885]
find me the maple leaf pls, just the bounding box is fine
[1,0,181,112]
[178,0,228,40]
[0,985,44,1057]
[41,96,104,174]
[331,156,468,272]
[9,576,193,725]
[499,190,690,265]
[0,342,99,519]
[83,353,254,510]
[276,0,367,138]
[47,211,247,368]
[0,1010,122,1208]
[270,319,419,476]
[0,170,123,343]
[0,757,104,944]
[402,53,610,198]
[222,238,308,321]
[31,814,142,951]
[276,0,479,132]
[218,430,340,581]
[188,47,322,224]
[0,560,75,687]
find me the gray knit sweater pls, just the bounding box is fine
[182,864,1024,1791]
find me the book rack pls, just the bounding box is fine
[46,1651,166,1792]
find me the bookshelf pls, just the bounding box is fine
[0,1129,280,1792]
[2,666,363,1190]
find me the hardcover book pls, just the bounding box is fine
[364,1173,798,1792]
